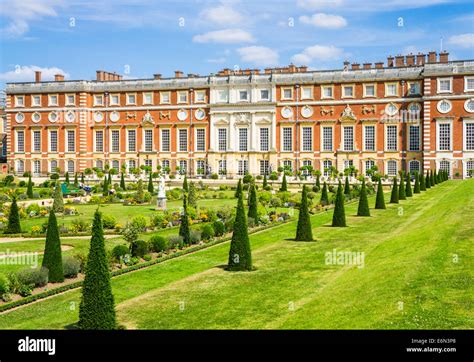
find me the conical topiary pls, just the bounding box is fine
[74,173,79,186]
[107,172,112,187]
[398,173,406,200]
[405,174,413,197]
[390,177,399,204]
[425,170,431,188]
[227,181,252,271]
[280,173,288,192]
[263,174,268,189]
[315,175,320,189]
[332,181,346,227]
[413,172,420,194]
[235,179,242,199]
[81,173,85,184]
[433,170,438,184]
[65,172,70,185]
[247,183,258,223]
[179,195,191,245]
[188,181,198,208]
[42,210,64,282]
[27,174,34,199]
[295,185,313,241]
[320,182,329,205]
[78,210,116,330]
[52,181,64,213]
[375,178,386,209]
[420,171,426,191]
[102,175,109,196]
[430,170,435,187]
[6,196,21,234]
[147,173,154,193]
[344,176,351,197]
[183,175,188,193]
[357,179,370,216]
[120,172,126,190]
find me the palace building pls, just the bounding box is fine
[4,51,474,179]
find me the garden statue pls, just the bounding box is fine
[156,176,167,210]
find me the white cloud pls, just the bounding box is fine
[447,33,474,49]
[193,29,255,44]
[206,57,227,63]
[0,0,64,37]
[297,0,343,10]
[0,65,69,82]
[237,46,279,66]
[297,0,456,11]
[299,13,347,28]
[200,3,243,25]
[291,45,344,65]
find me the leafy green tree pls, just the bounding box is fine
[398,173,406,200]
[120,173,126,190]
[78,210,116,330]
[405,174,413,197]
[295,185,313,241]
[344,176,351,196]
[147,173,154,193]
[52,181,64,213]
[26,174,34,199]
[332,181,346,227]
[235,179,242,199]
[320,182,329,206]
[179,195,191,245]
[42,210,64,282]
[357,179,370,216]
[263,174,268,188]
[375,178,386,209]
[280,173,288,192]
[183,175,188,193]
[413,172,420,194]
[420,171,426,191]
[188,181,198,208]
[6,196,21,234]
[227,182,252,271]
[247,183,258,223]
[390,177,399,204]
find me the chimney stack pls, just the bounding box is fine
[375,62,384,69]
[428,51,437,63]
[54,74,64,81]
[416,53,426,65]
[387,56,394,67]
[298,66,308,72]
[351,63,360,70]
[406,54,415,66]
[175,70,183,78]
[35,71,42,83]
[264,68,272,74]
[96,71,104,81]
[439,51,449,63]
[395,55,405,67]
[363,63,371,70]
[153,73,162,80]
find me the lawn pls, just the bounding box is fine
[0,180,472,329]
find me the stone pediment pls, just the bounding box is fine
[214,118,230,126]
[339,105,357,122]
[255,117,272,125]
[141,110,154,126]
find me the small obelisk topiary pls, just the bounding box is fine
[357,179,370,216]
[120,172,126,190]
[320,182,329,206]
[235,179,242,199]
[332,181,346,227]
[375,178,386,209]
[247,183,258,223]
[295,185,313,241]
[42,210,64,283]
[79,210,116,330]
[280,173,288,192]
[390,177,399,204]
[147,173,154,193]
[27,174,34,199]
[398,173,406,200]
[6,196,21,234]
[420,171,426,191]
[344,176,351,197]
[182,175,188,193]
[405,174,413,197]
[425,170,431,188]
[52,181,64,213]
[263,174,268,189]
[179,195,191,245]
[227,181,252,271]
[413,172,420,194]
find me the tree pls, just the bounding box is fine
[52,181,64,213]
[81,173,85,184]
[235,179,242,199]
[263,174,268,188]
[120,172,126,190]
[405,174,413,197]
[433,170,438,185]
[430,170,435,187]
[247,183,258,223]
[182,175,188,193]
[135,179,144,203]
[78,210,116,330]
[390,177,399,204]
[26,174,34,199]
[74,173,79,186]
[65,172,70,185]
[420,171,426,191]
[108,172,112,187]
[227,182,252,271]
[413,172,420,194]
[398,173,406,200]
[102,175,109,196]
[425,170,431,188]
[320,182,329,206]
[147,173,154,193]
[179,195,191,245]
[295,185,313,241]
[332,181,346,227]
[42,210,64,282]
[280,173,288,192]
[375,178,386,209]
[6,196,21,234]
[344,176,351,196]
[188,181,198,208]
[357,179,370,216]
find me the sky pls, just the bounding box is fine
[0,0,473,88]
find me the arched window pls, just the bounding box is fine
[16,160,24,174]
[439,160,450,177]
[50,160,58,172]
[33,160,41,176]
[466,160,474,178]
[365,160,375,175]
[96,160,103,170]
[67,160,75,174]
[386,160,398,177]
[409,160,420,174]
[323,160,332,177]
[112,160,120,172]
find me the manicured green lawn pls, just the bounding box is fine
[0,180,472,329]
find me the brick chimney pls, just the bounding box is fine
[416,53,426,65]
[35,71,42,83]
[387,56,394,67]
[298,66,308,72]
[375,62,384,69]
[406,54,415,66]
[428,51,437,63]
[96,70,104,81]
[288,64,297,73]
[439,51,449,63]
[153,73,162,80]
[175,70,183,78]
[395,55,405,67]
[351,63,360,70]
[54,74,64,81]
[363,63,371,70]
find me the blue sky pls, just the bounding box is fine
[0,0,473,88]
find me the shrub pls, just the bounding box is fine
[190,229,201,244]
[18,180,26,187]
[243,174,253,184]
[62,256,81,278]
[332,182,346,227]
[17,267,49,288]
[0,274,10,297]
[375,179,386,209]
[149,235,169,252]
[112,245,129,262]
[131,215,147,231]
[102,215,117,229]
[167,235,184,249]
[42,210,64,283]
[6,197,21,234]
[295,185,313,241]
[200,224,215,241]
[26,203,41,216]
[52,181,65,213]
[71,219,90,232]
[150,214,165,228]
[213,220,225,237]
[357,179,370,217]
[130,239,149,258]
[19,284,32,297]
